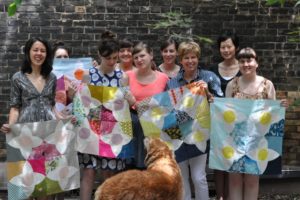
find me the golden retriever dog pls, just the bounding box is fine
[94,137,183,200]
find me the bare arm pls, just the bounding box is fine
[0,107,19,134]
[266,79,289,108]
[225,80,234,98]
[120,73,136,106]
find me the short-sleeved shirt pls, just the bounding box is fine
[10,71,57,123]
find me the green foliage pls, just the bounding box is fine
[149,11,213,44]
[152,12,192,29]
[266,0,286,6]
[7,0,22,16]
[266,0,300,6]
[265,0,300,42]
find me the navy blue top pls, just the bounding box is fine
[89,67,123,87]
[166,67,223,162]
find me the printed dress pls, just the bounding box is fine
[78,67,127,171]
[10,71,57,123]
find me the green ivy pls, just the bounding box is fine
[266,0,300,42]
[7,0,22,16]
[148,11,213,44]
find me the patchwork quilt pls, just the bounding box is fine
[209,98,285,175]
[53,58,92,115]
[136,81,210,162]
[6,120,79,199]
[73,84,134,158]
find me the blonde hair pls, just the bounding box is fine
[178,41,201,61]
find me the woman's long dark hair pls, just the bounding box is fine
[21,37,53,78]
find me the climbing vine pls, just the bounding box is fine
[147,11,213,44]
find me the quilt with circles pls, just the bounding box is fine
[73,84,134,159]
[209,98,285,175]
[136,81,210,162]
[6,120,80,199]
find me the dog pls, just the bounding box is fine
[94,137,183,200]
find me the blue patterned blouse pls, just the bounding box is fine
[89,67,123,87]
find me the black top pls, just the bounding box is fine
[210,63,241,95]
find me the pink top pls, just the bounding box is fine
[126,70,169,102]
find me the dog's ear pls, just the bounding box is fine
[144,137,151,151]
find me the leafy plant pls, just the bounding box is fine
[7,0,22,16]
[265,0,300,42]
[148,11,213,44]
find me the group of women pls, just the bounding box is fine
[0,30,287,200]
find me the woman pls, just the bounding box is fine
[79,31,125,200]
[52,41,72,200]
[0,37,57,200]
[225,47,287,200]
[158,38,180,78]
[210,31,241,200]
[116,38,134,72]
[53,41,70,59]
[122,41,169,168]
[166,41,223,200]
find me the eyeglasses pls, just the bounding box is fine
[55,55,69,58]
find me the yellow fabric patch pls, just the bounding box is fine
[258,148,268,161]
[140,120,161,137]
[193,131,205,142]
[183,96,194,108]
[259,112,272,125]
[223,110,236,124]
[7,161,26,180]
[222,146,234,159]
[88,85,118,103]
[196,99,210,129]
[120,121,133,137]
[151,107,164,120]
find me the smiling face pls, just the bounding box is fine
[237,48,258,76]
[119,47,133,65]
[239,57,258,76]
[133,49,153,70]
[180,52,199,73]
[29,41,47,68]
[161,43,177,65]
[220,38,236,61]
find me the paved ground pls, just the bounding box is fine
[1,165,300,199]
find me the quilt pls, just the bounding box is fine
[209,98,285,175]
[53,58,92,115]
[73,84,134,158]
[136,81,210,162]
[6,120,79,199]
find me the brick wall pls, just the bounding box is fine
[0,0,299,164]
